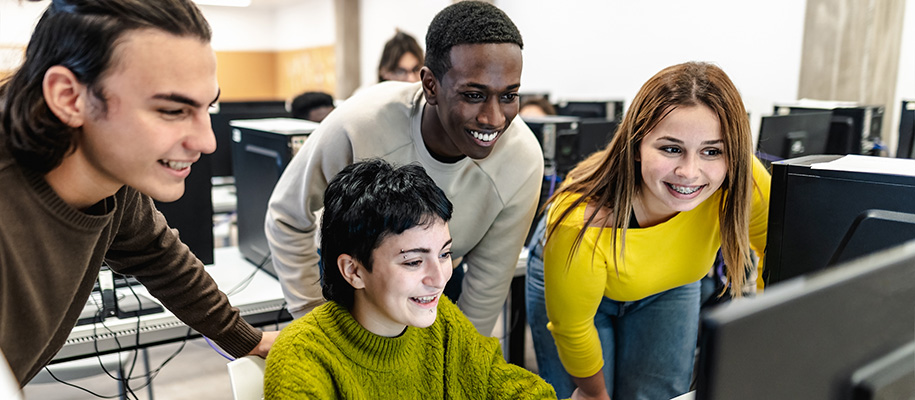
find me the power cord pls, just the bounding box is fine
[45,273,192,399]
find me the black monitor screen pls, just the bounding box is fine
[696,240,915,400]
[756,112,832,168]
[210,101,290,177]
[555,100,625,122]
[898,100,915,159]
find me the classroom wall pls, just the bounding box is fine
[202,1,336,100]
[0,1,337,100]
[356,0,807,143]
[1,0,912,148]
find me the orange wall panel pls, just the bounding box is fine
[215,51,279,101]
[276,45,336,100]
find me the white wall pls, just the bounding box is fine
[358,0,450,85]
[0,1,334,53]
[501,0,806,133]
[198,0,335,51]
[353,0,807,141]
[1,0,912,148]
[0,0,45,71]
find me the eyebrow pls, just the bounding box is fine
[399,239,454,255]
[656,136,724,146]
[152,88,221,108]
[465,83,521,91]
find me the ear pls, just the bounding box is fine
[43,65,88,128]
[420,66,439,106]
[337,254,366,290]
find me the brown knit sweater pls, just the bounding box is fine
[0,143,262,385]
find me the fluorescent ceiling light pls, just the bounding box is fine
[194,0,251,7]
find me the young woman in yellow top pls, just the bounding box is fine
[528,62,770,400]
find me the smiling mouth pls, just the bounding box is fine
[159,159,193,171]
[468,129,500,143]
[666,183,705,195]
[410,295,438,304]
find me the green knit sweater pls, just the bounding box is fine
[264,297,558,399]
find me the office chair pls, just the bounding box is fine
[227,355,266,400]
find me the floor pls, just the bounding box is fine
[23,304,539,400]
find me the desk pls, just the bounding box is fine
[56,246,527,367]
[53,247,289,363]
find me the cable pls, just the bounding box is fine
[274,301,288,331]
[48,273,193,399]
[204,336,234,361]
[224,251,271,297]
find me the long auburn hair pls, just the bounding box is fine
[546,61,757,296]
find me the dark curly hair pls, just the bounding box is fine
[0,0,211,173]
[424,1,523,80]
[320,159,453,310]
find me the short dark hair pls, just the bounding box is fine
[290,91,334,121]
[424,1,523,80]
[0,0,211,173]
[320,159,453,309]
[520,97,556,116]
[378,30,424,82]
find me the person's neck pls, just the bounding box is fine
[44,152,119,211]
[349,301,407,338]
[420,104,464,164]
[632,191,677,228]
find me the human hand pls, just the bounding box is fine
[247,330,279,358]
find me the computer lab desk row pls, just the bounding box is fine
[53,247,531,367]
[52,247,291,364]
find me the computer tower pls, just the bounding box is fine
[230,118,318,275]
[153,153,214,265]
[764,155,915,286]
[209,101,290,178]
[523,115,582,176]
[774,102,885,155]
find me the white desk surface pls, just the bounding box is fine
[54,247,285,362]
[672,391,696,400]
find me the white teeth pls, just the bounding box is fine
[470,130,497,142]
[669,184,700,195]
[162,160,192,170]
[412,295,436,304]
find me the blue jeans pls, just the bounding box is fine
[526,217,701,400]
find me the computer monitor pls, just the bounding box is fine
[696,239,915,400]
[755,112,832,168]
[897,100,914,159]
[209,101,290,178]
[774,103,884,155]
[555,99,625,122]
[577,118,618,159]
[764,155,915,286]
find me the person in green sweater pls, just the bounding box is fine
[264,159,560,399]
